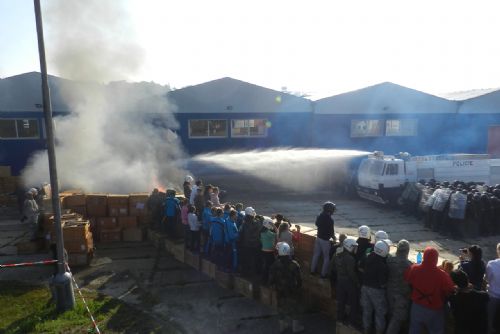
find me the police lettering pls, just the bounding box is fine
[452,160,473,167]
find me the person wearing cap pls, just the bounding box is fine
[163,190,180,237]
[183,175,193,199]
[356,225,374,285]
[486,242,500,333]
[404,246,455,334]
[333,237,360,327]
[209,208,227,269]
[224,210,240,272]
[201,200,213,254]
[23,191,39,240]
[235,203,245,229]
[269,242,304,333]
[386,239,412,334]
[239,207,262,276]
[458,245,486,290]
[311,201,336,278]
[360,239,390,334]
[449,269,489,334]
[260,216,277,284]
[147,188,162,230]
[190,180,202,205]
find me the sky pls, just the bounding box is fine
[1,0,500,98]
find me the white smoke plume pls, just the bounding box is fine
[192,148,369,193]
[22,0,186,193]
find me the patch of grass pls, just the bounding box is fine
[0,281,179,334]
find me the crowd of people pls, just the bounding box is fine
[399,180,500,238]
[147,176,500,334]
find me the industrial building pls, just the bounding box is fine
[1,72,499,176]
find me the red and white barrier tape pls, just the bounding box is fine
[0,259,57,269]
[65,263,102,334]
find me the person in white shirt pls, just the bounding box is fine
[188,206,201,253]
[210,186,221,207]
[190,180,202,205]
[486,242,500,334]
[23,191,39,240]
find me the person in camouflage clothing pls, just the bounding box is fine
[269,242,304,333]
[386,239,412,334]
[333,237,359,327]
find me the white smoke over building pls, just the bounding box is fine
[22,0,186,193]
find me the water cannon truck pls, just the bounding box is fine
[355,151,500,204]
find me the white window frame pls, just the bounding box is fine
[231,119,268,138]
[385,119,418,136]
[188,119,228,138]
[350,119,383,138]
[0,118,40,140]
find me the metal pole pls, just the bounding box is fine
[33,0,75,311]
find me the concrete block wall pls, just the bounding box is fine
[145,227,363,334]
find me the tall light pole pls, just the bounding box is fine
[33,0,75,311]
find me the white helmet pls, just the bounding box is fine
[374,230,389,243]
[244,207,256,217]
[276,242,291,256]
[262,216,274,230]
[343,237,358,253]
[185,175,194,183]
[358,225,371,239]
[374,240,390,257]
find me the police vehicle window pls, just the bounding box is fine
[0,119,17,138]
[189,119,228,138]
[358,160,370,173]
[369,160,384,175]
[16,119,39,138]
[385,164,399,175]
[231,119,267,137]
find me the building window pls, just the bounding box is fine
[0,119,40,139]
[231,119,268,137]
[351,120,383,137]
[188,119,228,138]
[386,119,418,136]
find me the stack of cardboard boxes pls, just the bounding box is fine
[43,212,94,266]
[60,192,149,244]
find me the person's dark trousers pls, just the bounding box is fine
[190,230,200,253]
[261,251,275,284]
[212,244,225,269]
[202,229,210,255]
[336,277,358,326]
[184,224,191,249]
[165,215,177,238]
[431,210,442,232]
[240,246,261,277]
[225,242,238,272]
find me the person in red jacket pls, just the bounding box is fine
[404,246,455,334]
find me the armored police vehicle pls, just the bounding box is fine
[356,151,500,204]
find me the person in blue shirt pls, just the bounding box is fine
[163,190,180,237]
[210,208,226,269]
[225,210,240,272]
[202,201,213,254]
[235,203,245,230]
[223,203,232,220]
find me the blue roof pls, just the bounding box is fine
[314,82,458,115]
[0,72,72,112]
[167,77,312,114]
